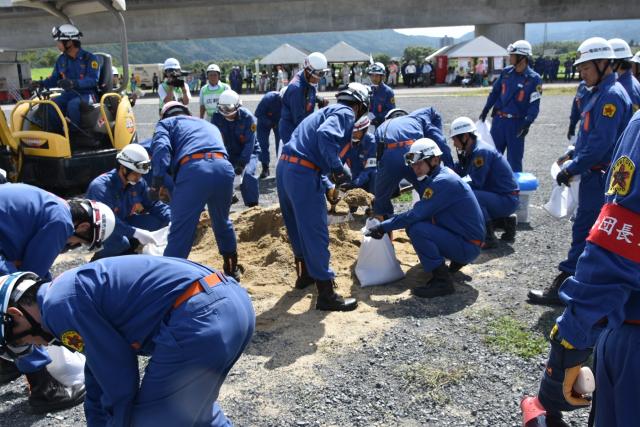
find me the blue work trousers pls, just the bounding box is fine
[50,91,95,132]
[473,190,519,223]
[559,172,606,275]
[85,279,255,427]
[276,160,333,280]
[594,323,640,427]
[164,157,237,259]
[95,214,168,259]
[406,222,481,272]
[373,147,418,218]
[232,155,259,207]
[490,116,527,173]
[257,119,279,166]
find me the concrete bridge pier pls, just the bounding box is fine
[475,23,525,48]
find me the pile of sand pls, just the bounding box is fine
[342,188,373,207]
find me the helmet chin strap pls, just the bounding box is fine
[5,303,58,347]
[592,59,609,87]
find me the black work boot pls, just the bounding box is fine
[448,261,467,273]
[483,221,499,249]
[527,271,571,306]
[315,280,358,311]
[0,358,21,384]
[294,257,315,290]
[26,368,86,414]
[223,252,243,282]
[500,214,517,242]
[259,163,270,179]
[412,263,455,298]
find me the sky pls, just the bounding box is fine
[394,26,475,39]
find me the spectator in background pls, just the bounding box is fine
[474,59,485,87]
[341,63,351,85]
[353,63,362,83]
[130,72,137,92]
[152,72,159,94]
[276,65,287,91]
[564,58,573,82]
[259,70,267,92]
[422,61,433,87]
[401,60,408,87]
[388,61,398,86]
[405,60,417,87]
[552,57,560,81]
[229,66,243,94]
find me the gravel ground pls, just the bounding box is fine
[0,88,593,427]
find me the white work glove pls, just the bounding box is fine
[133,228,158,245]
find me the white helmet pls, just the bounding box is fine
[51,24,82,41]
[632,51,640,65]
[367,62,386,75]
[112,66,119,76]
[507,40,533,57]
[163,58,181,71]
[574,37,615,66]
[0,272,43,360]
[71,200,115,250]
[384,108,408,120]
[304,52,329,77]
[336,82,371,110]
[218,89,241,117]
[404,138,443,166]
[450,117,477,138]
[353,115,371,132]
[608,38,633,60]
[117,144,151,174]
[161,101,191,119]
[206,63,221,74]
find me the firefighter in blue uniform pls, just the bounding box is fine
[339,115,377,195]
[409,106,452,167]
[212,89,260,207]
[255,88,285,178]
[0,183,114,413]
[529,38,633,305]
[39,25,99,133]
[533,111,640,427]
[149,102,241,280]
[450,117,519,248]
[277,83,370,311]
[86,144,171,259]
[279,52,329,145]
[138,138,174,198]
[0,255,255,427]
[366,138,485,298]
[367,62,396,128]
[609,38,640,113]
[372,108,452,220]
[479,39,543,172]
[568,81,591,140]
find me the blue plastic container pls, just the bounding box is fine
[514,172,539,223]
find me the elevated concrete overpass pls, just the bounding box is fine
[1,0,639,49]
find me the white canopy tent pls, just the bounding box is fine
[323,41,369,63]
[447,36,507,58]
[260,43,308,65]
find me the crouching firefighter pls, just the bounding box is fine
[86,144,171,259]
[149,102,241,280]
[0,255,255,426]
[450,116,519,249]
[366,138,485,298]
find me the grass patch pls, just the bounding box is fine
[401,363,470,404]
[30,67,53,81]
[427,85,577,97]
[484,315,547,359]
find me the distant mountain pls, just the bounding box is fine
[525,20,640,45]
[86,29,455,64]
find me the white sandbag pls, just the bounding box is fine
[45,345,85,387]
[475,120,495,148]
[544,162,580,219]
[142,225,170,256]
[355,218,405,287]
